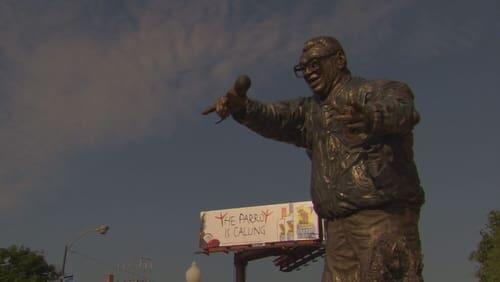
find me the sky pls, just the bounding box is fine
[0,0,499,281]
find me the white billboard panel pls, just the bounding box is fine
[200,201,320,250]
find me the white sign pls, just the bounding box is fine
[200,201,320,249]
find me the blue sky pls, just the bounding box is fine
[0,0,499,281]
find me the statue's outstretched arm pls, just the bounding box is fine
[203,75,311,149]
[232,97,311,149]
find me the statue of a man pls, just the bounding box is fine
[211,36,424,281]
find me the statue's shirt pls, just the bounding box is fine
[233,76,424,219]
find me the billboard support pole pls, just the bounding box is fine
[234,253,247,282]
[233,249,285,282]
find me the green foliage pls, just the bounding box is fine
[470,210,500,282]
[0,245,58,282]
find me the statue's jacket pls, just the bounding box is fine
[233,76,425,219]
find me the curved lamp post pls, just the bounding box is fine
[60,225,109,281]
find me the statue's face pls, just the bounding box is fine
[298,46,338,99]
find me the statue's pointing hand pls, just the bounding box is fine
[215,90,247,120]
[214,96,230,120]
[202,75,251,124]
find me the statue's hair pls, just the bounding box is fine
[303,36,345,56]
[303,36,349,72]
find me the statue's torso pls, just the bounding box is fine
[305,77,424,219]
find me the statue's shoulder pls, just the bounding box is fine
[277,96,315,111]
[292,96,315,105]
[351,77,409,92]
[351,77,414,99]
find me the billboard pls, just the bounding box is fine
[199,201,321,250]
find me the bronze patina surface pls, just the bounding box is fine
[206,36,424,281]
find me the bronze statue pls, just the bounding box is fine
[204,36,424,281]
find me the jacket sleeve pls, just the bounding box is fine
[232,97,311,149]
[361,81,420,136]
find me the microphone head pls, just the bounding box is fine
[234,75,251,96]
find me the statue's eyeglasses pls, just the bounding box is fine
[293,53,337,78]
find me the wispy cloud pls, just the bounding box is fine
[2,0,483,209]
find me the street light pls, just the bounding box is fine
[60,225,109,281]
[186,261,201,282]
